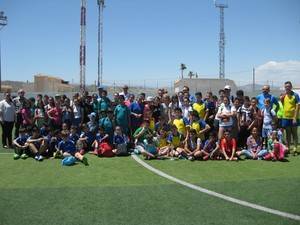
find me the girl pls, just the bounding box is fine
[112,126,129,156]
[219,130,238,161]
[93,126,113,157]
[34,100,47,129]
[216,96,235,140]
[196,132,219,160]
[236,127,267,160]
[264,131,287,161]
[182,129,202,161]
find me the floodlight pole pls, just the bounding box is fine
[0,11,8,93]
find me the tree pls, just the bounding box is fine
[188,71,194,79]
[180,63,187,79]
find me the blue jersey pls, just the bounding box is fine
[58,140,76,154]
[80,131,95,145]
[113,134,128,145]
[95,133,108,143]
[14,135,29,146]
[40,127,48,136]
[69,133,79,143]
[256,93,278,110]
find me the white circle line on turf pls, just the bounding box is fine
[131,155,300,221]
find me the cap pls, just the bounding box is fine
[224,85,231,90]
[146,96,154,102]
[88,112,97,118]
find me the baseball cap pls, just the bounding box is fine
[224,85,231,90]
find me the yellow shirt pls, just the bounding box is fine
[158,137,168,148]
[190,121,205,140]
[173,118,187,135]
[193,102,206,119]
[282,93,299,119]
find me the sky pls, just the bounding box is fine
[0,0,299,88]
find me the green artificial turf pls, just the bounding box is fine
[0,152,299,225]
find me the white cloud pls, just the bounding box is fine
[255,60,300,87]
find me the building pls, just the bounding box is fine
[34,74,73,93]
[174,78,238,95]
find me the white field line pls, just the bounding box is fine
[132,155,300,221]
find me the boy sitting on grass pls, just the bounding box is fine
[13,128,29,160]
[26,127,48,161]
[57,130,88,166]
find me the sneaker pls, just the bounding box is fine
[188,156,195,161]
[34,155,39,161]
[21,153,28,159]
[13,154,20,160]
[3,145,8,149]
[82,157,89,166]
[38,155,44,161]
[53,151,62,159]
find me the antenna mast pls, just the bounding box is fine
[97,0,105,87]
[80,0,87,91]
[215,2,228,79]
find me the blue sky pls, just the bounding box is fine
[0,0,299,87]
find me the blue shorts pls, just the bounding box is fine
[281,119,299,128]
[262,128,272,138]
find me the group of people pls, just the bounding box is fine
[0,81,298,165]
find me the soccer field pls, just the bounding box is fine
[0,149,300,225]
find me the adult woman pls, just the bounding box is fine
[0,92,16,148]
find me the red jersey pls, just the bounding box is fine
[220,137,236,154]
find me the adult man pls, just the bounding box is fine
[182,86,196,104]
[280,81,299,154]
[0,92,16,148]
[119,85,130,100]
[13,89,26,138]
[256,85,278,110]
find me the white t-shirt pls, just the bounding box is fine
[0,100,16,122]
[216,103,235,127]
[73,105,82,119]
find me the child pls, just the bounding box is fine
[78,124,95,155]
[114,95,131,136]
[46,129,61,158]
[219,130,238,161]
[156,128,170,156]
[92,126,113,157]
[142,136,158,160]
[195,132,219,160]
[112,126,129,156]
[264,131,287,161]
[87,112,99,134]
[172,107,189,136]
[261,98,277,148]
[12,128,29,160]
[180,97,193,120]
[69,126,80,143]
[99,109,114,143]
[133,120,154,154]
[236,127,266,160]
[192,92,207,120]
[57,131,88,166]
[167,124,185,158]
[26,127,47,161]
[182,129,202,161]
[188,111,210,141]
